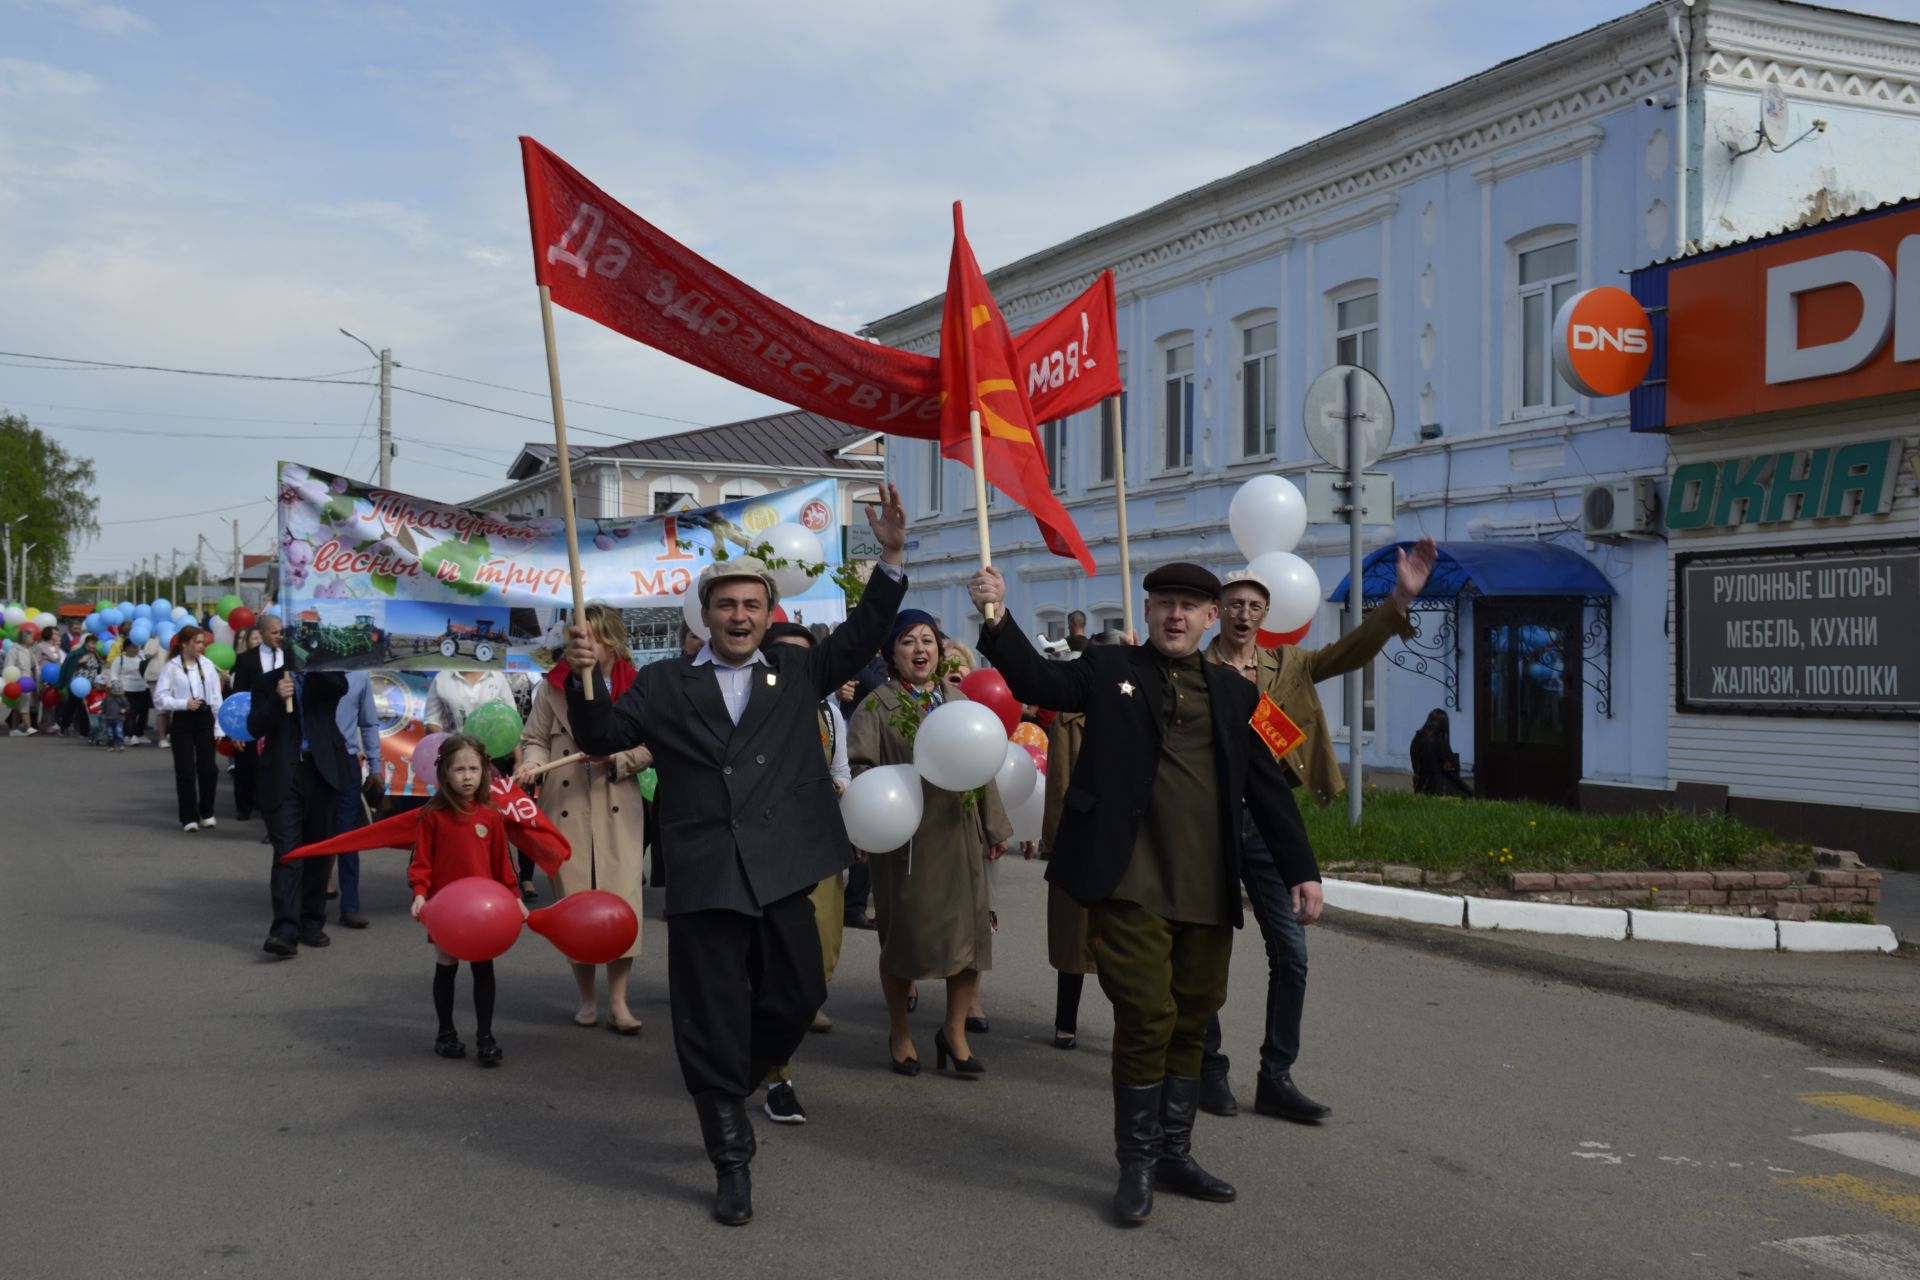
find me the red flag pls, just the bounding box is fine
[279,777,572,875]
[940,203,1096,574]
[1013,271,1122,422]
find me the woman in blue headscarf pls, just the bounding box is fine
[846,609,1011,1078]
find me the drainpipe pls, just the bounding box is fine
[1669,1,1694,257]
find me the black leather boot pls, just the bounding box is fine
[1155,1076,1237,1202]
[1254,1070,1331,1123]
[693,1091,757,1225]
[1199,1071,1239,1117]
[1112,1081,1163,1225]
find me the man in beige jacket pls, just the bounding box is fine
[1200,536,1436,1122]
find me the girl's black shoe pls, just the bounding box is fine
[934,1029,984,1077]
[475,1034,503,1068]
[889,1036,921,1076]
[434,1030,465,1059]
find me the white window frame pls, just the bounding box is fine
[718,477,769,502]
[648,473,701,513]
[1158,334,1195,474]
[959,459,998,511]
[1040,419,1067,493]
[1327,282,1380,373]
[1034,607,1067,643]
[1234,310,1279,460]
[1315,602,1379,742]
[921,440,943,517]
[1092,607,1124,639]
[1510,226,1579,417]
[1096,354,1128,486]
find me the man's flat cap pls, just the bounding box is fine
[1142,562,1222,601]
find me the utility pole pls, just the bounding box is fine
[340,329,393,486]
[17,544,31,606]
[229,518,241,599]
[196,533,207,611]
[169,548,180,602]
[1,514,20,600]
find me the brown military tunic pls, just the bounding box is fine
[1110,650,1228,926]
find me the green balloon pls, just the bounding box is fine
[204,641,237,672]
[465,700,524,759]
[215,594,243,621]
[637,767,658,802]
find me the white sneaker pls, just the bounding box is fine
[183,822,199,833]
[24,727,37,736]
[201,816,217,829]
[157,738,170,749]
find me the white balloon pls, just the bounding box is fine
[170,606,189,622]
[840,763,925,852]
[992,739,1038,807]
[681,587,710,642]
[209,616,234,645]
[1229,475,1308,560]
[1246,551,1322,632]
[760,522,823,600]
[2,606,22,626]
[37,612,57,629]
[913,700,1010,792]
[1008,772,1047,843]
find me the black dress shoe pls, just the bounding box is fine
[475,1034,502,1068]
[1254,1071,1331,1123]
[300,931,331,948]
[337,912,369,929]
[1199,1073,1239,1117]
[262,936,297,958]
[888,1036,921,1076]
[713,1167,752,1226]
[964,1015,990,1035]
[434,1030,466,1059]
[933,1029,984,1077]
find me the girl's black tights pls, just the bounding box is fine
[434,960,498,1036]
[1055,971,1085,1034]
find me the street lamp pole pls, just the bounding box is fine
[17,543,33,606]
[340,328,393,487]
[1,515,21,600]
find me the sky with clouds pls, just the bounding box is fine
[2,0,1901,583]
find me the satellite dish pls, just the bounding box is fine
[1761,83,1790,149]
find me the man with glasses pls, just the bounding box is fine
[1200,536,1436,1123]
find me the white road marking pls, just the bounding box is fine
[1792,1132,1920,1179]
[1809,1068,1920,1101]
[1771,1233,1920,1280]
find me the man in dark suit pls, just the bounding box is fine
[565,484,908,1228]
[248,658,354,958]
[970,560,1321,1227]
[230,613,292,822]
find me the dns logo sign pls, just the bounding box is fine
[1552,287,1654,397]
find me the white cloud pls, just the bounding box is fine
[38,0,153,36]
[0,57,101,97]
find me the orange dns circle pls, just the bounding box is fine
[1551,286,1654,397]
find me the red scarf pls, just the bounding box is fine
[545,655,638,701]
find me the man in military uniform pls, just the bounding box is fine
[1200,535,1437,1123]
[971,561,1319,1227]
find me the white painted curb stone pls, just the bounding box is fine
[1627,909,1777,950]
[1463,895,1629,941]
[1777,920,1899,954]
[1323,878,1467,927]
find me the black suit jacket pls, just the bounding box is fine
[568,566,907,917]
[978,618,1318,926]
[245,666,354,803]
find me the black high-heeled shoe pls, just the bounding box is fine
[934,1028,984,1077]
[888,1035,921,1077]
[1053,1029,1078,1050]
[965,1015,990,1035]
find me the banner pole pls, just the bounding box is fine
[537,283,594,701]
[1110,394,1135,643]
[968,409,996,622]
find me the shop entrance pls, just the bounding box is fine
[1473,599,1582,807]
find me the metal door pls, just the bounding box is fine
[1473,599,1582,807]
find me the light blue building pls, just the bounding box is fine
[863,0,1920,808]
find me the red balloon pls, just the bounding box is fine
[770,606,789,623]
[40,687,59,706]
[1023,743,1048,776]
[216,737,237,757]
[527,890,639,965]
[2,682,18,700]
[959,668,1021,736]
[420,877,525,962]
[18,624,37,643]
[228,605,257,630]
[1257,621,1311,649]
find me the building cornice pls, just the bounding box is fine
[1471,123,1605,185]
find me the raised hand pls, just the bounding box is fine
[1391,536,1439,612]
[967,566,1006,617]
[866,482,907,562]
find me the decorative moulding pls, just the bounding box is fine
[1471,123,1605,185]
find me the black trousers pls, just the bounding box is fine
[262,757,342,943]
[666,891,827,1098]
[232,748,257,818]
[125,690,152,740]
[169,708,218,825]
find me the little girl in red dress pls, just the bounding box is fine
[408,733,526,1067]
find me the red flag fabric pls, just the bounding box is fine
[279,776,572,875]
[519,138,1121,437]
[939,202,1096,574]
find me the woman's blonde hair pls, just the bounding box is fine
[941,637,977,673]
[579,603,630,660]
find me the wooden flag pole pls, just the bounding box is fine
[537,284,593,700]
[1110,393,1136,643]
[523,750,588,781]
[968,409,996,622]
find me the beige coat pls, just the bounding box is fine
[518,682,650,959]
[1039,711,1095,975]
[849,682,1012,981]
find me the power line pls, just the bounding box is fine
[1,399,370,427]
[33,420,360,441]
[0,350,376,385]
[342,384,380,477]
[402,363,707,427]
[98,500,272,527]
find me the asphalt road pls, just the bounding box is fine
[5,735,1920,1280]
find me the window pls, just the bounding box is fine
[1319,606,1379,737]
[1334,292,1379,371]
[1238,316,1278,458]
[922,440,942,516]
[1035,609,1067,643]
[718,478,768,502]
[649,473,700,513]
[1040,419,1067,493]
[1099,354,1128,484]
[1161,339,1194,470]
[1518,237,1577,409]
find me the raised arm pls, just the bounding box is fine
[812,482,908,696]
[969,567,1096,711]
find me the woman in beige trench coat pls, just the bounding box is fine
[848,611,1011,1077]
[514,603,651,1034]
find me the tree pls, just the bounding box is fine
[0,413,101,596]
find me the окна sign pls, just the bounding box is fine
[1679,545,1920,716]
[1666,440,1903,531]
[1551,287,1653,397]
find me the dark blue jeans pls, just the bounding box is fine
[335,777,363,915]
[1203,811,1308,1081]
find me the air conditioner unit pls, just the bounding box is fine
[1581,478,1658,537]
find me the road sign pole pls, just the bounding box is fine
[1345,367,1365,829]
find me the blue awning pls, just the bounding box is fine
[1328,541,1614,603]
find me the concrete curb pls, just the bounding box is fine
[1323,876,1901,953]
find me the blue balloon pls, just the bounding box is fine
[40,662,59,684]
[17,675,33,693]
[83,612,101,633]
[129,620,152,646]
[155,622,176,644]
[118,600,134,613]
[101,608,123,629]
[133,604,152,620]
[151,597,172,616]
[69,676,92,698]
[218,691,254,742]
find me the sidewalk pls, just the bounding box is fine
[1875,866,1920,945]
[1322,905,1920,1072]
